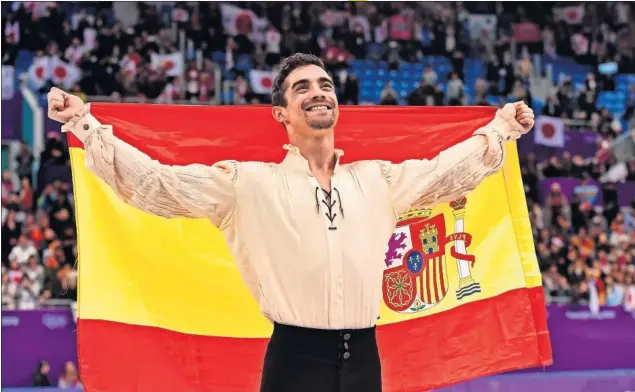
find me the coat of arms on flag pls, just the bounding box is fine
[383,197,480,314]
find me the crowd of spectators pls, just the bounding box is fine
[31,360,82,388]
[1,136,77,310]
[523,151,635,307]
[1,2,634,311]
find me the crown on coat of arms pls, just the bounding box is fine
[419,224,440,253]
[398,208,432,222]
[450,197,468,210]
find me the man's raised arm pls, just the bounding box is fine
[381,102,534,216]
[48,88,237,226]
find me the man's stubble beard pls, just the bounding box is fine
[306,113,336,131]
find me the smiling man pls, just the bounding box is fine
[48,53,534,392]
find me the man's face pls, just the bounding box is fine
[276,64,339,133]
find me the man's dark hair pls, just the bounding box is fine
[272,53,326,107]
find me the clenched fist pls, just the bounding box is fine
[497,101,535,140]
[47,87,85,124]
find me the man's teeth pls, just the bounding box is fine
[308,106,328,111]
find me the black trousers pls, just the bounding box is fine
[259,323,382,392]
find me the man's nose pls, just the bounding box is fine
[308,89,327,101]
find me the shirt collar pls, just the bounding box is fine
[281,144,345,176]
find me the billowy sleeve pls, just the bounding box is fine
[380,115,511,216]
[62,104,237,226]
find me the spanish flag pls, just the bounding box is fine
[68,105,552,392]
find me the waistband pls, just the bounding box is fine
[270,323,378,362]
[272,322,376,338]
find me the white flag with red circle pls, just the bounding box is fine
[151,52,184,77]
[554,5,585,24]
[534,115,565,148]
[50,56,81,89]
[220,4,267,43]
[28,56,51,90]
[249,70,277,95]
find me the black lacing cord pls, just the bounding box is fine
[314,186,345,230]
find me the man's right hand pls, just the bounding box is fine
[47,87,85,124]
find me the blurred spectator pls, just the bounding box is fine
[422,66,438,88]
[58,361,82,389]
[542,96,562,118]
[624,84,635,122]
[446,72,464,105]
[8,234,37,266]
[15,141,34,184]
[379,82,399,105]
[342,73,359,105]
[32,360,52,387]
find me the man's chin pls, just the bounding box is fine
[309,121,335,131]
[307,118,336,131]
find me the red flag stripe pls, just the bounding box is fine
[433,256,440,303]
[67,105,497,164]
[77,287,551,392]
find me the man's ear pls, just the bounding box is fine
[272,106,286,123]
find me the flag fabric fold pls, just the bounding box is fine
[68,105,552,392]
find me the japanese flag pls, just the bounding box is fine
[151,52,184,77]
[220,3,267,43]
[249,70,277,95]
[554,5,585,24]
[28,56,51,90]
[50,56,81,89]
[534,116,565,148]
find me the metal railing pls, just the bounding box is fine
[2,299,75,310]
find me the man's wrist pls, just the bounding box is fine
[61,103,99,143]
[473,116,509,142]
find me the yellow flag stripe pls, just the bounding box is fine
[502,142,542,288]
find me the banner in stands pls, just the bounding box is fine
[512,23,542,43]
[2,65,15,99]
[517,128,600,160]
[1,90,22,141]
[1,309,79,387]
[540,177,635,207]
[468,14,497,41]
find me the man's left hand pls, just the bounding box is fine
[513,101,534,133]
[496,101,535,140]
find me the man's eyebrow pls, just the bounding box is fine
[290,77,334,90]
[291,79,309,91]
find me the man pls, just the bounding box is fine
[48,53,534,392]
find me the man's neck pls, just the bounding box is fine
[288,132,336,175]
